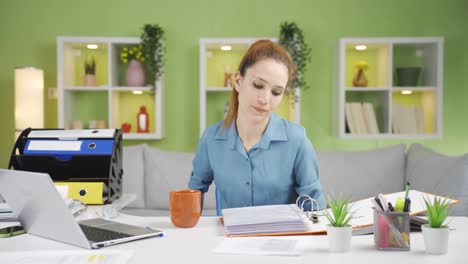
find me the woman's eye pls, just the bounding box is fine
[253,83,263,89]
[272,90,283,96]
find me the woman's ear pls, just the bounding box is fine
[234,72,242,93]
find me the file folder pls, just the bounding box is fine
[9,128,123,204]
[54,182,107,205]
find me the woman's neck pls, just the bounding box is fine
[236,114,270,152]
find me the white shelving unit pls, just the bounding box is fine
[336,37,443,139]
[199,38,301,136]
[57,36,164,140]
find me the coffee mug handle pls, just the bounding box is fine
[200,192,204,216]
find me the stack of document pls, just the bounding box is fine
[0,203,14,220]
[222,204,308,235]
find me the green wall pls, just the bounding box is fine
[1,0,467,168]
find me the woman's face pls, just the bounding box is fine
[234,59,289,123]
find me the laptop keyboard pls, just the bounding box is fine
[80,224,132,243]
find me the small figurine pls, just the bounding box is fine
[353,60,369,87]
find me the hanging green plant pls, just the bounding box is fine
[279,22,311,91]
[141,24,165,83]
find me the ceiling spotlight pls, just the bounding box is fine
[220,45,232,51]
[355,45,367,51]
[132,90,143,95]
[401,90,413,95]
[87,44,98,49]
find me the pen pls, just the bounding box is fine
[403,182,411,212]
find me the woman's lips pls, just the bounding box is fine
[251,105,268,114]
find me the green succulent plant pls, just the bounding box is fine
[323,196,353,227]
[424,196,452,228]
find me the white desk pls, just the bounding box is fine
[0,212,466,264]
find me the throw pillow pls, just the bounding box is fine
[406,144,468,216]
[318,144,407,202]
[122,144,146,208]
[143,145,217,211]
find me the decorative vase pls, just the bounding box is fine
[326,225,352,252]
[125,59,145,87]
[396,67,421,86]
[83,74,96,86]
[352,68,368,87]
[421,224,449,254]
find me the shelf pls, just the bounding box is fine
[111,86,154,92]
[392,86,436,91]
[206,86,233,92]
[337,37,443,138]
[345,87,389,91]
[123,133,160,140]
[64,86,109,91]
[57,36,165,140]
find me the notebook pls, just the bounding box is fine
[221,190,459,237]
[0,169,163,249]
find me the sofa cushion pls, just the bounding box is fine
[143,146,217,214]
[317,144,406,202]
[143,146,194,209]
[406,144,468,216]
[122,144,146,208]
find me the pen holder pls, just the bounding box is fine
[373,208,410,251]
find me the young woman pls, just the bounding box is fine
[189,40,325,212]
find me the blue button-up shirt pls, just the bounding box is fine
[189,113,326,211]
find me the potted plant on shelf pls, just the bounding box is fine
[279,22,311,94]
[140,24,165,84]
[120,45,146,87]
[83,57,96,86]
[323,196,354,252]
[421,196,452,254]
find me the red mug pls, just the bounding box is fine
[169,190,201,228]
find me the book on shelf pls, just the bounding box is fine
[362,102,380,134]
[345,103,357,134]
[345,102,379,134]
[392,103,424,134]
[221,190,459,237]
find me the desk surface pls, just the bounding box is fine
[0,211,466,264]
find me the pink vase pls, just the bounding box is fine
[125,60,145,86]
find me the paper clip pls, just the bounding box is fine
[295,194,320,224]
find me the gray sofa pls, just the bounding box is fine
[121,144,468,217]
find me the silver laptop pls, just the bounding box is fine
[0,169,163,249]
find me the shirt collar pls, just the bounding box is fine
[215,113,288,150]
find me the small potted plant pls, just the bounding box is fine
[323,196,354,252]
[83,57,96,86]
[421,196,452,254]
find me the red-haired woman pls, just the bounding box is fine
[189,40,325,214]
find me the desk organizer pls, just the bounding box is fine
[373,208,410,251]
[9,128,123,204]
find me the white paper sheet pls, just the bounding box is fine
[1,250,134,264]
[213,237,301,256]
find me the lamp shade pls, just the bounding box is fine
[15,67,44,137]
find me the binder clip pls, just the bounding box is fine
[296,194,320,224]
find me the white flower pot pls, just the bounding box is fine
[326,224,352,252]
[421,224,449,254]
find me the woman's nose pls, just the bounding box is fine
[257,91,269,105]
[257,95,268,105]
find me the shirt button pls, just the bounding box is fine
[245,181,251,186]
